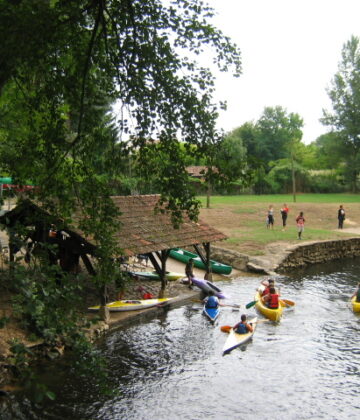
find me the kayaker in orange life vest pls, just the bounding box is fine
[262,287,280,309]
[232,314,254,334]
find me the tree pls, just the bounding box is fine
[0,0,242,397]
[252,106,303,197]
[0,1,244,343]
[322,35,360,192]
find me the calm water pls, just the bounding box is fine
[2,259,360,419]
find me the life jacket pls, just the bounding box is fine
[206,295,218,309]
[268,293,279,309]
[262,286,270,296]
[235,322,247,334]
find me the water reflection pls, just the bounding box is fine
[2,258,360,419]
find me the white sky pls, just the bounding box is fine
[206,0,360,144]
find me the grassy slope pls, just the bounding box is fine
[198,194,360,255]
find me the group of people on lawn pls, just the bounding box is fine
[266,204,346,239]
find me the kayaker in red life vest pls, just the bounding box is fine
[262,287,280,309]
[261,278,275,296]
[233,314,253,334]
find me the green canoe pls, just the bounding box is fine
[169,248,232,275]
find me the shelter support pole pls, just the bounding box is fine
[203,243,212,281]
[193,243,212,280]
[158,250,170,297]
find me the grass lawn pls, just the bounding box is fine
[198,194,360,255]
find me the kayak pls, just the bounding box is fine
[254,290,283,322]
[169,248,232,275]
[203,305,220,322]
[88,298,173,312]
[222,317,257,355]
[351,296,360,313]
[130,271,183,281]
[191,277,227,299]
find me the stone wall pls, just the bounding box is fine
[276,238,360,272]
[212,237,360,276]
[211,245,249,271]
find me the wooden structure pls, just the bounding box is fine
[0,195,227,303]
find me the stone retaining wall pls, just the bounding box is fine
[212,237,360,275]
[211,245,249,271]
[276,237,360,272]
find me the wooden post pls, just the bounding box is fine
[203,242,212,281]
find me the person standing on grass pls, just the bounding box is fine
[296,211,305,239]
[280,203,289,231]
[267,205,274,229]
[338,205,345,229]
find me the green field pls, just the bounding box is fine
[197,194,360,256]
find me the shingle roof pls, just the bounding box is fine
[0,196,227,257]
[109,195,226,256]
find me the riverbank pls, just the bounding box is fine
[1,197,360,392]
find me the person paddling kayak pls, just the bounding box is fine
[262,287,280,309]
[232,314,253,334]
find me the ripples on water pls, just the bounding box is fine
[2,259,360,419]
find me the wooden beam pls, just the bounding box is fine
[81,254,96,276]
[203,242,212,280]
[193,243,207,266]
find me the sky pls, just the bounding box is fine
[205,0,360,144]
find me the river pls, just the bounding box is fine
[2,258,360,419]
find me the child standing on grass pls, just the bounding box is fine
[296,211,305,239]
[267,205,274,229]
[280,203,289,231]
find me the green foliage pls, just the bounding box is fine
[11,264,87,346]
[0,315,10,329]
[255,106,303,168]
[8,339,56,403]
[0,1,243,399]
[306,172,346,193]
[322,35,360,191]
[265,159,308,194]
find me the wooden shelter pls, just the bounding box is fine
[0,195,227,302]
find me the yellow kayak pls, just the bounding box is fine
[131,271,183,281]
[88,298,173,312]
[222,317,257,355]
[254,291,283,322]
[351,296,360,313]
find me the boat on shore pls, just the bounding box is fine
[254,290,283,322]
[188,277,227,299]
[222,317,257,355]
[169,248,232,275]
[351,295,360,313]
[130,271,183,281]
[88,298,173,312]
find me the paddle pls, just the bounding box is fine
[279,298,295,308]
[245,300,257,309]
